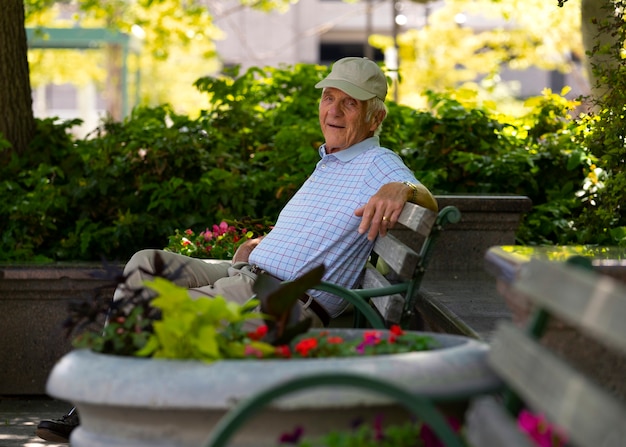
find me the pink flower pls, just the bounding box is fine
[357,330,383,353]
[244,345,265,358]
[518,410,567,447]
[184,229,193,236]
[213,221,229,236]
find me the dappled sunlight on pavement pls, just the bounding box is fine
[0,396,70,447]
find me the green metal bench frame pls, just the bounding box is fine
[202,372,465,447]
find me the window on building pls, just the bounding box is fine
[319,43,384,65]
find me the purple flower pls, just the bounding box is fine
[278,426,304,444]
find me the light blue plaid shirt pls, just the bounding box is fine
[248,136,420,317]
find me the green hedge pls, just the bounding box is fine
[0,63,619,263]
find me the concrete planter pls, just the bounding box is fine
[392,194,532,272]
[0,263,117,394]
[46,330,499,447]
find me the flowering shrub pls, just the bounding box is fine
[244,324,435,359]
[164,218,273,259]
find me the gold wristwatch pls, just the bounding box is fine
[402,181,420,203]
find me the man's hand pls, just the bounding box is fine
[354,182,438,241]
[232,237,264,263]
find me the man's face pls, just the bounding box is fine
[319,88,378,154]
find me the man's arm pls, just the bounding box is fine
[408,182,438,212]
[232,236,264,263]
[354,182,438,241]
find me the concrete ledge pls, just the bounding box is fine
[0,264,117,394]
[392,195,532,272]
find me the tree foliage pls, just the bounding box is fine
[371,0,583,110]
[23,0,296,115]
[0,62,601,262]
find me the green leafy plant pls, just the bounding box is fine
[66,254,433,362]
[135,277,273,361]
[164,218,273,259]
[278,415,462,447]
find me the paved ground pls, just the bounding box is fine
[0,268,509,446]
[0,395,71,447]
[420,269,512,341]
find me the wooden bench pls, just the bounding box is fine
[465,258,626,447]
[316,202,461,329]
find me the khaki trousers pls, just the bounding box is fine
[113,249,324,329]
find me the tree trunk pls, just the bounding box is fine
[105,44,124,121]
[581,0,615,101]
[0,0,36,155]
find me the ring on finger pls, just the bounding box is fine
[382,216,388,222]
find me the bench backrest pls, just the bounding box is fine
[487,259,626,447]
[363,204,461,326]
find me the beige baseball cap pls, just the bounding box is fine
[315,57,387,101]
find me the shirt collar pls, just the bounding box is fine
[319,136,380,162]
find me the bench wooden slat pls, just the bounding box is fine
[466,396,534,447]
[373,233,420,280]
[362,266,406,325]
[489,321,626,447]
[514,259,626,354]
[396,202,438,235]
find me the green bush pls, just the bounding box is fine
[0,62,618,263]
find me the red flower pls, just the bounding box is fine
[363,330,383,344]
[390,325,404,336]
[274,345,291,358]
[325,336,344,344]
[184,229,193,236]
[247,325,268,341]
[388,325,404,343]
[294,338,318,356]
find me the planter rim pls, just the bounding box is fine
[47,330,500,409]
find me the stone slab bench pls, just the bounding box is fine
[0,264,117,395]
[392,194,532,272]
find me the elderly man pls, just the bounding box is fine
[36,56,437,443]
